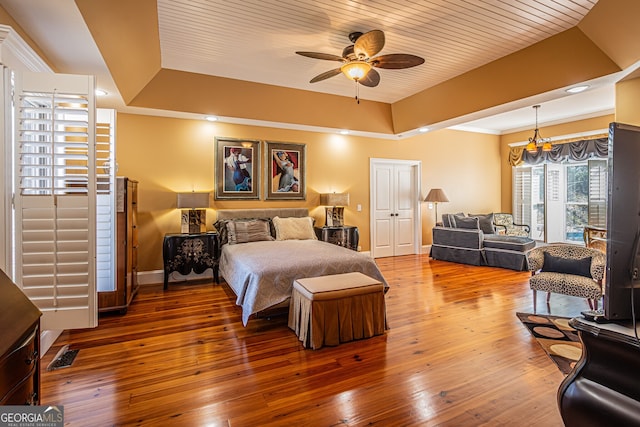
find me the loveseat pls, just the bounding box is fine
[430,213,536,271]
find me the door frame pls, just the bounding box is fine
[369,158,422,258]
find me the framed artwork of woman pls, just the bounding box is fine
[214,137,260,200]
[265,141,306,200]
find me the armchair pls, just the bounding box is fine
[527,244,606,313]
[493,213,530,237]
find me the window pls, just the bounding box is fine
[565,164,589,241]
[513,159,607,242]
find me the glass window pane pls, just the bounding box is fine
[566,204,588,241]
[566,164,589,203]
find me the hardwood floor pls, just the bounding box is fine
[40,255,588,426]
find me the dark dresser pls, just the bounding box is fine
[0,269,42,405]
[163,232,219,289]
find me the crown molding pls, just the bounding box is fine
[0,24,52,73]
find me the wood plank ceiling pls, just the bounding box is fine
[157,0,598,103]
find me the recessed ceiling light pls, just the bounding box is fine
[95,89,108,96]
[566,85,589,94]
[419,127,429,133]
[205,116,218,122]
[340,130,349,135]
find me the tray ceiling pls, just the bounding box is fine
[156,0,598,104]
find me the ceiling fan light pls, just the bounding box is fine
[341,61,371,81]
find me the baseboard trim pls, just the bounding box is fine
[137,269,216,286]
[40,329,63,356]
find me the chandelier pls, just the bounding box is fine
[525,105,552,153]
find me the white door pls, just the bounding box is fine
[371,159,421,258]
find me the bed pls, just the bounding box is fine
[215,208,388,325]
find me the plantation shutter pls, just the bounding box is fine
[95,109,116,293]
[0,67,10,272]
[588,159,607,228]
[513,166,532,228]
[13,71,98,331]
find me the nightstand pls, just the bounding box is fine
[314,226,359,251]
[163,232,218,289]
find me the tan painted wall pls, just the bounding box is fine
[616,77,640,126]
[116,113,501,272]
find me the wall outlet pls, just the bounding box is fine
[428,203,434,209]
[357,204,362,211]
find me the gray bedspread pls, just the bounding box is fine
[219,240,388,325]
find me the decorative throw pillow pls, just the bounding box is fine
[213,219,230,246]
[469,213,496,234]
[226,219,274,244]
[272,216,317,241]
[442,212,465,228]
[455,216,480,230]
[542,252,592,278]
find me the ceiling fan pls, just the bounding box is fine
[296,30,425,100]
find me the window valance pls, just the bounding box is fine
[509,137,608,166]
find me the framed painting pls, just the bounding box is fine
[214,137,260,200]
[265,141,306,200]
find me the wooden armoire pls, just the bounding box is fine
[98,177,139,313]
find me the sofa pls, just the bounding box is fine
[430,213,536,271]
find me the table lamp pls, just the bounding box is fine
[177,192,210,234]
[320,192,349,226]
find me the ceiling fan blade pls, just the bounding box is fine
[296,51,345,62]
[310,68,342,83]
[358,69,380,87]
[354,30,385,59]
[371,53,425,69]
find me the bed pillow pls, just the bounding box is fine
[272,216,317,241]
[542,252,592,277]
[215,217,274,246]
[226,219,274,244]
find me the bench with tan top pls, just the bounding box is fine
[288,272,386,349]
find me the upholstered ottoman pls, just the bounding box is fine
[483,235,536,271]
[288,272,386,349]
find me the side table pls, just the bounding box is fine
[163,232,218,290]
[314,226,359,251]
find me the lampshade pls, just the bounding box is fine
[525,141,538,153]
[320,192,350,206]
[340,61,371,81]
[177,192,210,209]
[424,188,449,203]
